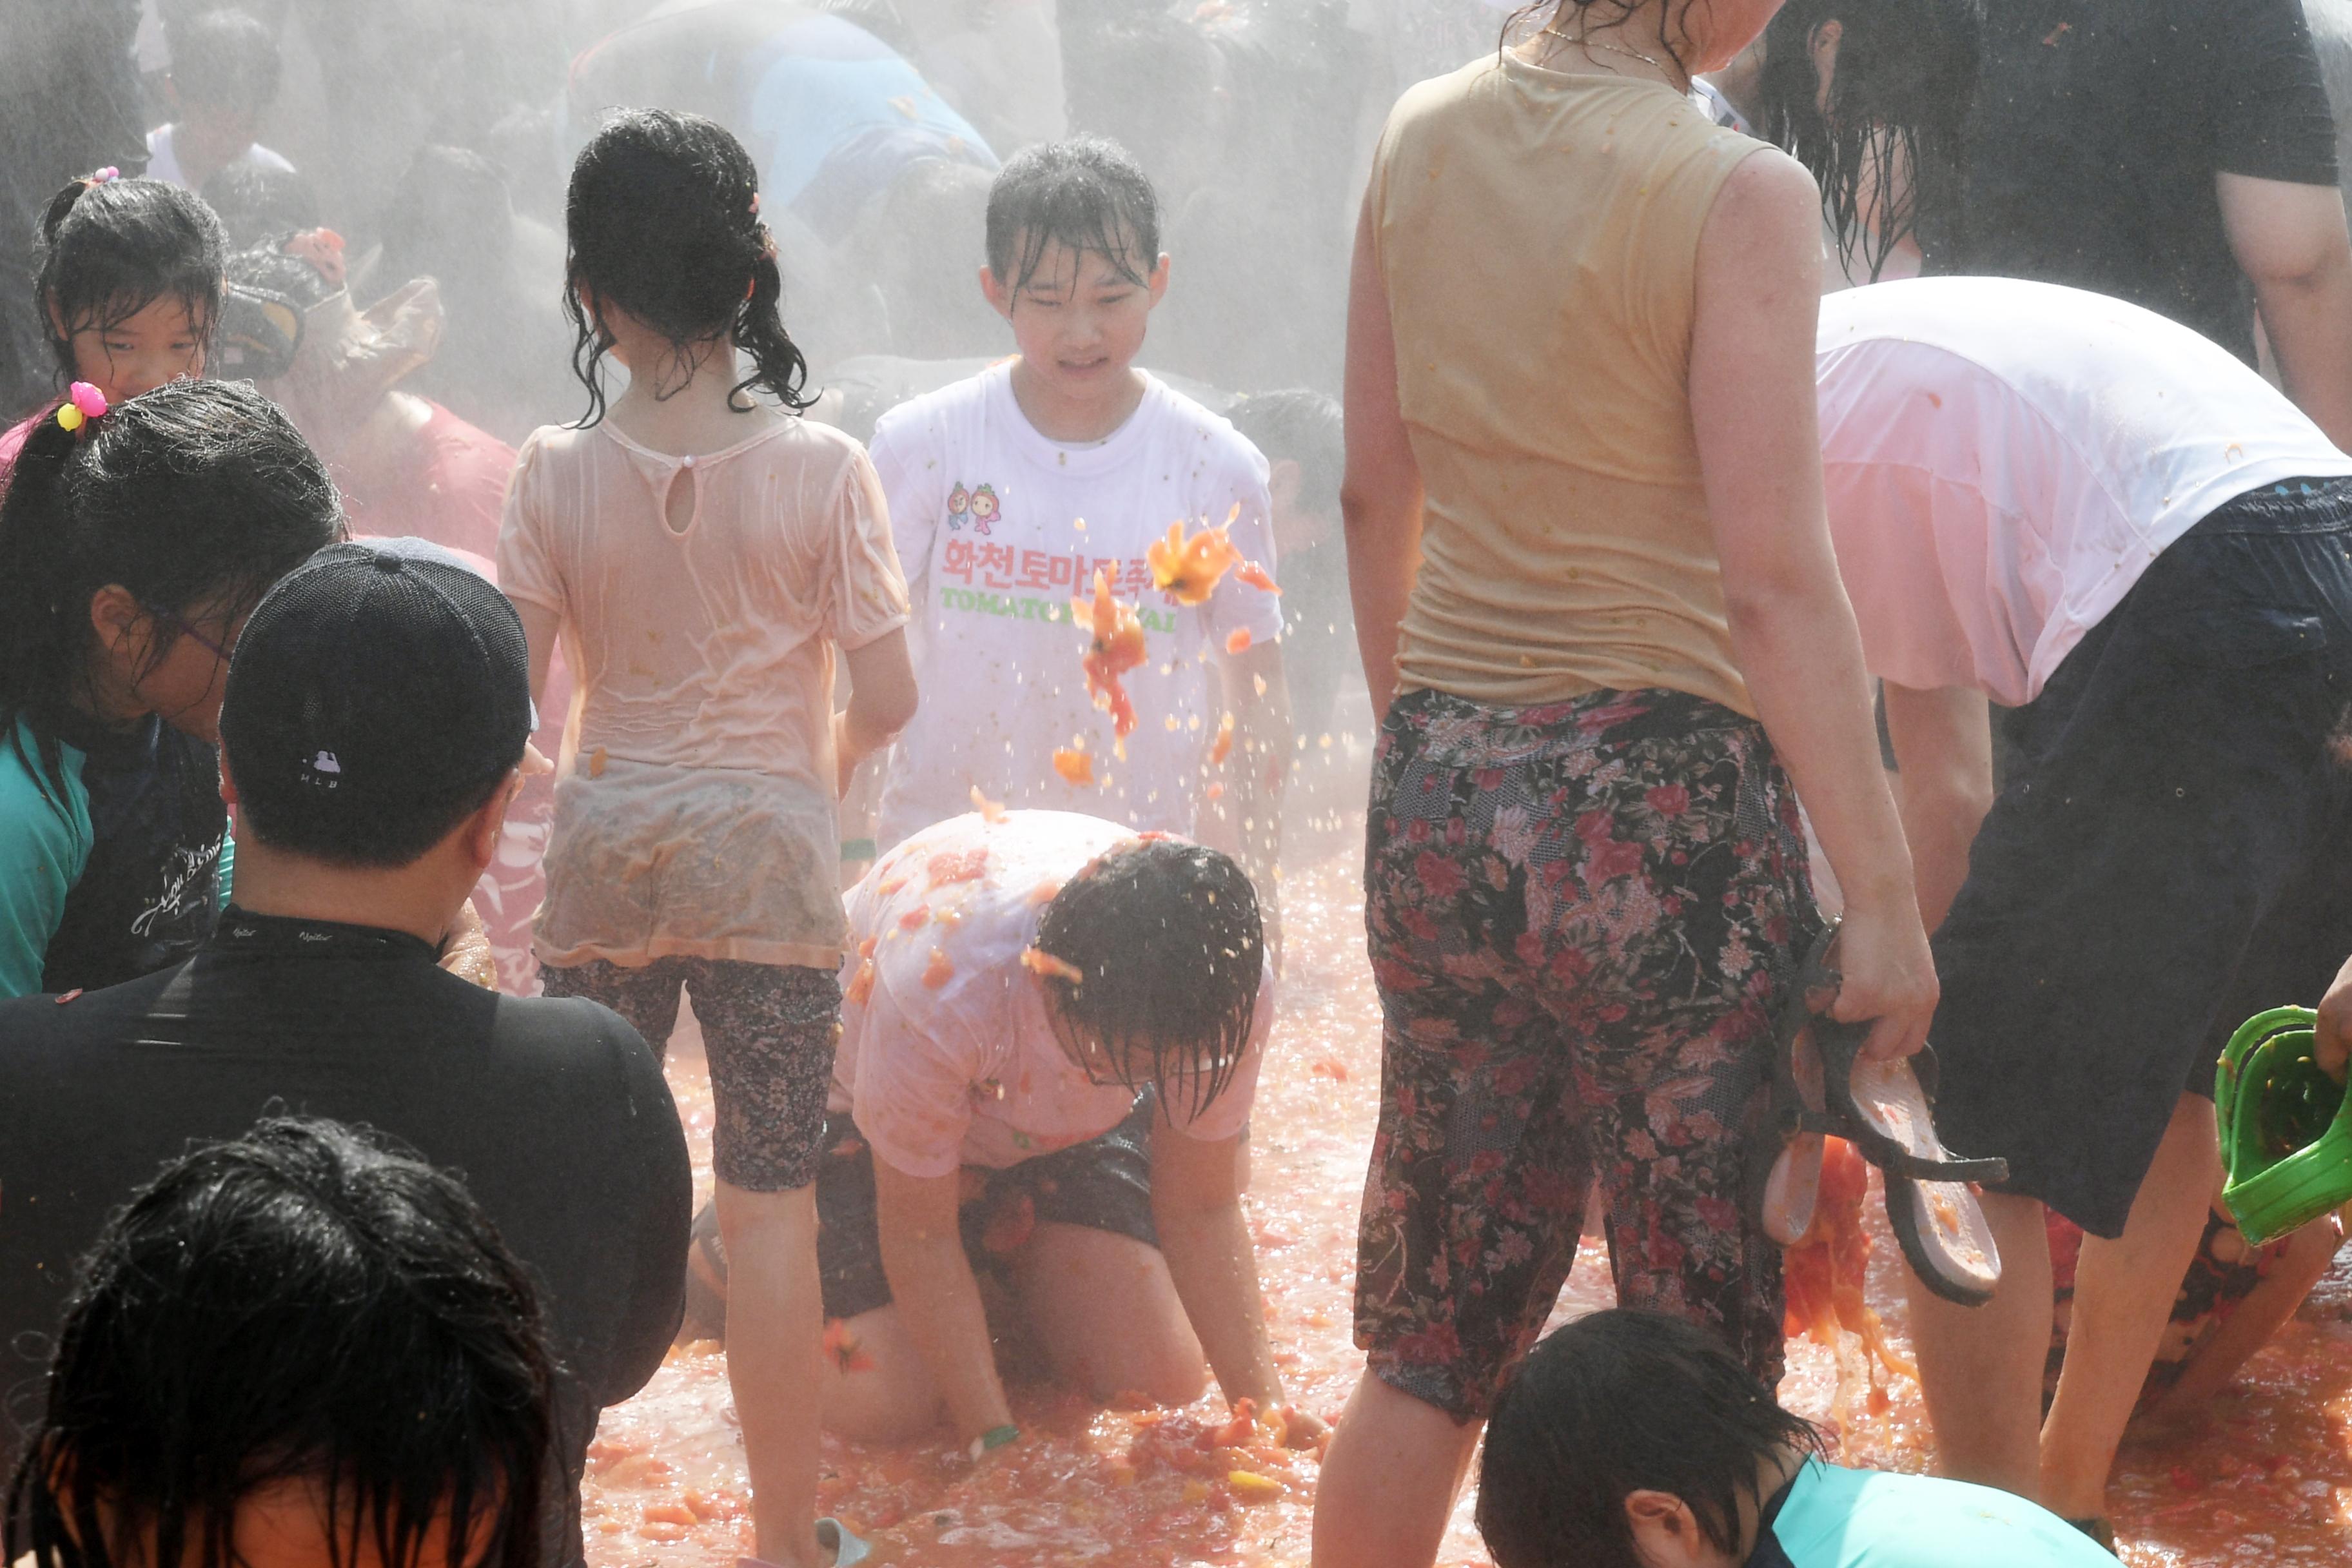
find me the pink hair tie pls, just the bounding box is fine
[88,167,120,185]
[55,381,108,434]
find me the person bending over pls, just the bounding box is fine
[813,810,1319,1453]
[1813,273,2352,1541]
[1476,1309,2114,1568]
[4,1117,556,1568]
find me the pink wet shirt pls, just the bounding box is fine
[832,810,1271,1179]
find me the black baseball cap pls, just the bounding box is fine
[220,539,534,867]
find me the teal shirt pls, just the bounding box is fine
[1759,1462,2115,1568]
[0,720,233,1000]
[0,725,92,998]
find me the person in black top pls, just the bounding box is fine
[1946,0,2352,444]
[0,539,691,1567]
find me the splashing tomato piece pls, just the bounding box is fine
[845,957,876,1005]
[1021,946,1085,985]
[1235,559,1280,595]
[1148,520,1243,606]
[1077,567,1148,738]
[969,785,1008,823]
[1209,710,1236,766]
[921,948,955,988]
[1053,747,1096,786]
[899,906,930,931]
[1226,627,1253,654]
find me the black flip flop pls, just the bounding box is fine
[1764,924,2007,1305]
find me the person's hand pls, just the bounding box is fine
[1825,900,1937,1061]
[2315,952,2352,1083]
[1278,1405,1331,1450]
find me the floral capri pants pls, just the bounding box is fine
[1357,686,1822,1419]
[541,957,839,1193]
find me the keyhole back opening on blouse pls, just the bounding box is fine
[660,458,699,536]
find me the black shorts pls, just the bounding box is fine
[814,1093,1160,1321]
[1931,478,2352,1238]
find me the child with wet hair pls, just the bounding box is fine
[870,136,1289,901]
[146,6,295,193]
[1476,1309,2113,1568]
[3,1116,556,1568]
[799,810,1319,1455]
[500,107,917,1568]
[0,377,342,999]
[2,173,225,464]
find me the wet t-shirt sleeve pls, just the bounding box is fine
[494,435,565,616]
[869,404,948,607]
[2208,0,2340,186]
[823,446,914,651]
[0,732,90,999]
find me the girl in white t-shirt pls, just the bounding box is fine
[811,810,1321,1455]
[497,111,917,1568]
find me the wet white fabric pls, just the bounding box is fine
[831,810,1269,1179]
[1816,277,2352,705]
[498,415,910,968]
[868,362,1284,847]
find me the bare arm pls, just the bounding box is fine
[2221,172,2352,450]
[517,600,560,708]
[1149,1117,1289,1416]
[872,1155,1015,1444]
[836,627,919,797]
[1340,192,1426,723]
[1880,683,1994,936]
[1689,149,1936,1058]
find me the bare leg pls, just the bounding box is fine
[1310,1370,1482,1568]
[2039,1094,2224,1518]
[2149,1211,2346,1418]
[1014,1222,1208,1405]
[820,1303,946,1444]
[1902,1188,2053,1499]
[716,1181,828,1568]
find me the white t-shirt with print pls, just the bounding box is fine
[1817,276,2352,707]
[830,810,1270,1179]
[868,362,1284,848]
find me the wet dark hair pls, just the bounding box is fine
[1030,836,1262,1119]
[1476,1310,1824,1568]
[1757,0,1978,280]
[3,1117,554,1568]
[0,378,344,805]
[35,175,227,387]
[199,161,321,249]
[1226,389,1342,511]
[985,137,1161,295]
[562,108,812,426]
[165,5,283,110]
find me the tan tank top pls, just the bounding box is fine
[1369,53,1765,715]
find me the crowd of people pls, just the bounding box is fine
[5,2,2352,1567]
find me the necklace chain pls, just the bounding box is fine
[1539,25,1689,91]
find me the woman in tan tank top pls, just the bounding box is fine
[1313,5,1937,1564]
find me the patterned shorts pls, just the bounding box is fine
[541,957,839,1193]
[1356,686,1821,1420]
